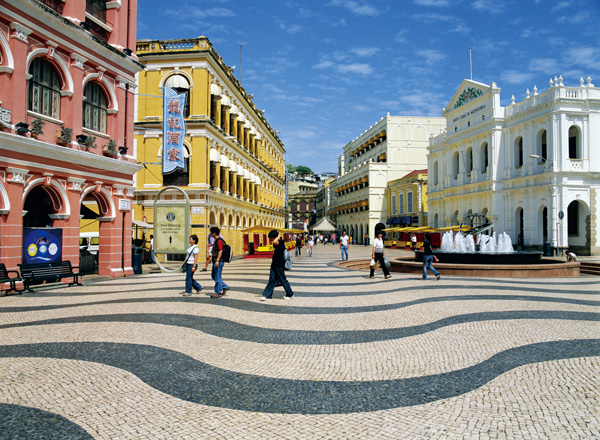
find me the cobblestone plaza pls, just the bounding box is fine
[0,245,598,439]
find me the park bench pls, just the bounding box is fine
[18,261,82,293]
[0,263,23,295]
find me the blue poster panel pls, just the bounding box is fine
[22,228,63,264]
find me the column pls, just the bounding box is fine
[1,168,29,269]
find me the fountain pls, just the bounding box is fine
[389,214,578,277]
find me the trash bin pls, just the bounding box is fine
[543,242,552,256]
[248,242,255,255]
[132,246,144,274]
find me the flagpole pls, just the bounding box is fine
[469,48,472,80]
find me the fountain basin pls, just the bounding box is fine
[390,255,579,278]
[414,250,543,265]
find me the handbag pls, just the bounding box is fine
[181,246,197,272]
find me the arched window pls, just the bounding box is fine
[86,0,107,23]
[28,58,61,119]
[163,145,190,186]
[165,74,190,118]
[481,142,488,173]
[569,126,581,159]
[453,151,459,179]
[83,82,108,133]
[466,147,473,173]
[515,136,523,168]
[537,129,548,160]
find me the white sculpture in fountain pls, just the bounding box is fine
[441,231,514,253]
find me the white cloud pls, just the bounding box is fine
[528,58,559,73]
[279,22,304,33]
[328,0,381,17]
[571,47,600,70]
[416,49,448,66]
[471,0,504,14]
[414,0,452,6]
[314,59,335,69]
[338,63,374,75]
[500,70,536,85]
[205,7,235,17]
[556,12,588,24]
[349,47,380,57]
[411,12,455,23]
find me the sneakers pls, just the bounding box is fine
[284,295,293,300]
[436,274,441,280]
[195,287,203,294]
[260,296,272,301]
[182,291,192,296]
[210,292,224,298]
[385,275,392,279]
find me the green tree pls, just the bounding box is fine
[295,165,313,175]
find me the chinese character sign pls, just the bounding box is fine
[162,86,187,175]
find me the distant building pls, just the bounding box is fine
[386,169,428,228]
[134,36,286,257]
[427,77,600,255]
[329,114,445,243]
[0,0,141,277]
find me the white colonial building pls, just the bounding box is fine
[428,77,600,255]
[329,114,445,243]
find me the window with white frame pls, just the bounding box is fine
[391,194,397,214]
[407,191,413,213]
[399,193,404,214]
[83,82,108,133]
[28,58,61,119]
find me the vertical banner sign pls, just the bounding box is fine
[23,228,63,264]
[162,86,187,175]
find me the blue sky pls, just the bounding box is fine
[137,0,600,174]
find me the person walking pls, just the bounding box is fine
[340,230,350,260]
[422,233,440,281]
[209,226,230,298]
[149,235,155,263]
[295,235,303,257]
[261,229,294,301]
[183,235,203,296]
[203,231,220,271]
[411,233,417,251]
[307,234,314,257]
[370,231,392,279]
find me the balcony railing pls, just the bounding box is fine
[37,0,65,14]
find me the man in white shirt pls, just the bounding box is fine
[339,230,350,261]
[370,231,391,279]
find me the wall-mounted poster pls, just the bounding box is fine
[23,228,63,264]
[154,204,189,254]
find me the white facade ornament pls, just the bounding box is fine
[10,23,32,43]
[6,167,29,184]
[71,53,87,70]
[67,177,86,192]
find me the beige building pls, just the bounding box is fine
[329,114,445,243]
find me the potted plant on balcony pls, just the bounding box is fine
[56,126,72,146]
[30,118,45,138]
[102,139,118,157]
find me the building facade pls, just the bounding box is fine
[134,37,286,257]
[0,0,141,277]
[428,77,600,255]
[329,115,445,244]
[386,169,428,228]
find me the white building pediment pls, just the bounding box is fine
[444,79,492,116]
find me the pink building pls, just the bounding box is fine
[0,0,141,278]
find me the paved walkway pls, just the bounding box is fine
[0,245,598,439]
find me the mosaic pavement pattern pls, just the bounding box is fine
[0,245,599,439]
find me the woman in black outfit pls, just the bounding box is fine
[422,233,440,280]
[261,230,294,301]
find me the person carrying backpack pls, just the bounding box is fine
[261,229,294,301]
[209,226,230,298]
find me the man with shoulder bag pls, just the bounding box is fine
[209,226,230,298]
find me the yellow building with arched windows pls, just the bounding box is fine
[134,37,286,257]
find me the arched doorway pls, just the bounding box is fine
[374,222,386,239]
[515,207,524,244]
[24,186,53,227]
[567,200,590,254]
[80,193,101,274]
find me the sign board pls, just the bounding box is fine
[192,207,204,214]
[22,228,62,264]
[154,204,189,254]
[119,199,131,211]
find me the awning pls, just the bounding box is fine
[392,217,404,225]
[132,219,153,228]
[209,148,220,162]
[386,217,395,225]
[311,217,337,231]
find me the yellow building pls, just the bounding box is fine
[134,37,286,256]
[386,169,428,243]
